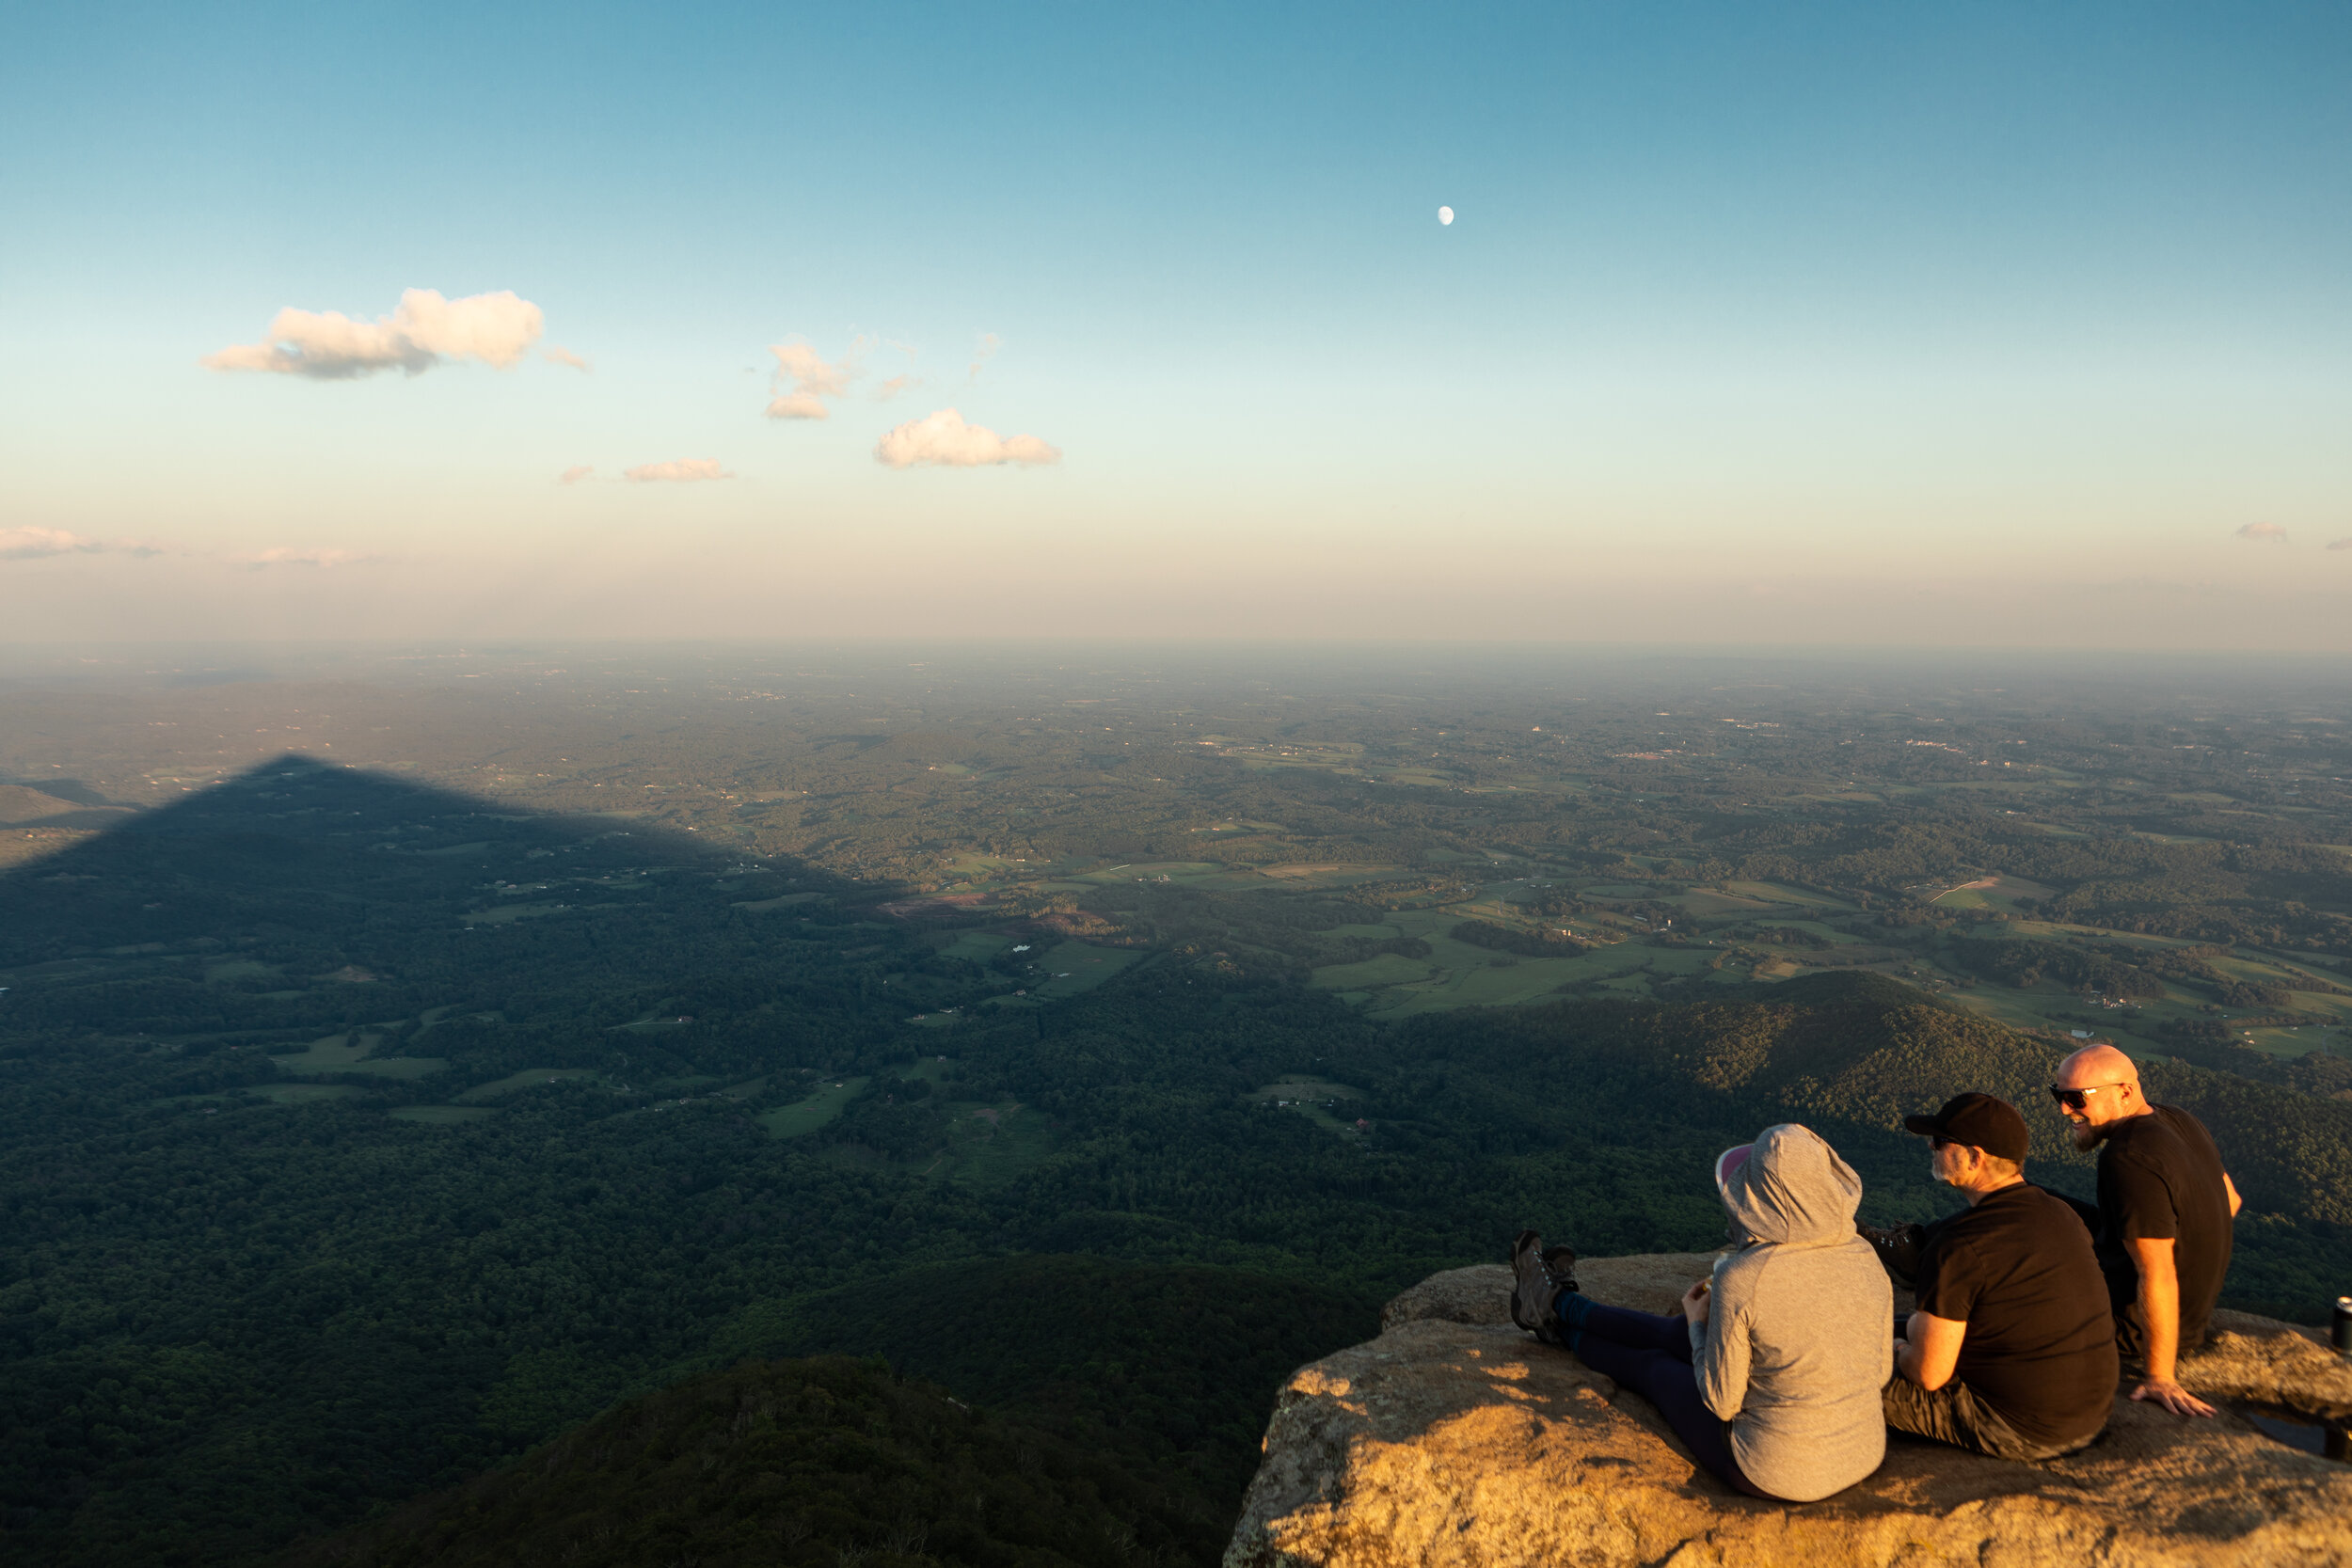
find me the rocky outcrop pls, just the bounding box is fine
[1230,1255,2352,1566]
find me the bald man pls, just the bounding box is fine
[2050,1044,2241,1418]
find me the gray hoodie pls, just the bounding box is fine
[1692,1123,1892,1502]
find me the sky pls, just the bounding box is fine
[2,2,2347,647]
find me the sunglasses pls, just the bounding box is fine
[2048,1083,2127,1111]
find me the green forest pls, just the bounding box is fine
[3,657,2349,1567]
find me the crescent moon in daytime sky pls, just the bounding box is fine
[1438,205,1454,225]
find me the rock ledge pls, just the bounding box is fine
[1228,1254,2352,1567]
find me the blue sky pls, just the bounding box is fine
[3,3,2346,643]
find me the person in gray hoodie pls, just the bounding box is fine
[1511,1123,1893,1502]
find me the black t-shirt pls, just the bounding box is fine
[1914,1182,2119,1448]
[2095,1103,2233,1354]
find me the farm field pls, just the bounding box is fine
[759,1077,871,1139]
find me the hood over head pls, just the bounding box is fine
[1716,1122,1864,1246]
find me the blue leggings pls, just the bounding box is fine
[1563,1299,1772,1499]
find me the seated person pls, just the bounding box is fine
[1883,1092,2119,1461]
[2051,1043,2241,1418]
[1511,1123,1891,1503]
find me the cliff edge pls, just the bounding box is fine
[1228,1254,2352,1567]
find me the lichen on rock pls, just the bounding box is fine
[1231,1255,2352,1567]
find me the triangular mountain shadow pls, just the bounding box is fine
[0,755,931,1083]
[0,753,861,965]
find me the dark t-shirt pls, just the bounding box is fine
[1914,1182,2119,1448]
[2095,1103,2233,1356]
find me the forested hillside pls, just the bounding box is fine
[3,672,2348,1567]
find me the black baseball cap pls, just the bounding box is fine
[1901,1092,2029,1164]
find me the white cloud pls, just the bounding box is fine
[202,288,546,379]
[541,346,591,372]
[624,458,732,483]
[557,465,596,485]
[2235,522,2288,543]
[878,373,915,402]
[872,408,1060,469]
[765,340,854,420]
[0,526,109,561]
[231,546,373,568]
[966,331,1002,383]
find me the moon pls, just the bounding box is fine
[1438,206,1454,226]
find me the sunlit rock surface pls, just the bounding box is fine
[1231,1255,2352,1567]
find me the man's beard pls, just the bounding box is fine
[2071,1119,2113,1153]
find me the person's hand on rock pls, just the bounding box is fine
[2130,1376,2215,1418]
[1680,1279,1711,1327]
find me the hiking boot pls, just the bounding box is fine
[1856,1220,1925,1287]
[1510,1229,1579,1343]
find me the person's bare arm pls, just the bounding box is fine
[1896,1311,1965,1391]
[2223,1173,2242,1218]
[2124,1236,2216,1417]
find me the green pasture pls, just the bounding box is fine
[731,892,824,911]
[271,1032,448,1080]
[1078,861,1223,883]
[389,1105,499,1125]
[1248,1078,1363,1103]
[1719,880,1850,910]
[938,1101,1057,1186]
[1318,923,1400,939]
[454,1068,602,1103]
[203,958,277,983]
[464,901,566,926]
[760,1077,870,1140]
[1311,953,1432,990]
[1251,1080,1366,1135]
[1031,941,1142,997]
[935,931,1012,963]
[250,1084,366,1106]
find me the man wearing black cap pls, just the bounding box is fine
[1882,1092,2119,1461]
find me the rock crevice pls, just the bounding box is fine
[1229,1254,2352,1566]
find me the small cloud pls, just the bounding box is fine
[765,339,855,420]
[623,458,732,483]
[878,373,915,401]
[0,526,109,561]
[541,346,591,372]
[2328,536,2352,552]
[557,465,596,485]
[2235,522,2289,543]
[966,332,1002,383]
[203,288,546,379]
[232,546,373,568]
[873,408,1060,469]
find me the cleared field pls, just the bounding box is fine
[936,931,1012,963]
[454,1068,601,1103]
[1319,923,1400,939]
[1077,861,1223,882]
[1310,953,1431,990]
[389,1105,499,1125]
[939,1101,1056,1186]
[271,1032,448,1080]
[1719,880,1851,910]
[251,1084,365,1105]
[760,1077,870,1139]
[1030,941,1142,997]
[731,892,824,911]
[463,901,566,926]
[1248,1078,1363,1102]
[1932,874,2057,912]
